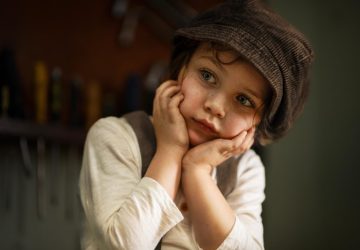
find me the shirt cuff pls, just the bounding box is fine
[216,216,263,250]
[216,217,246,250]
[140,177,184,227]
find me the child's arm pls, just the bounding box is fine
[181,128,264,250]
[79,81,187,249]
[79,117,184,249]
[145,80,189,199]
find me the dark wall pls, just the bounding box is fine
[264,1,360,249]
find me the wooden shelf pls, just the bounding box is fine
[0,117,86,144]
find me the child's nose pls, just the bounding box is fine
[204,92,226,118]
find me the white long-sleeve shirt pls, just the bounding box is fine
[79,116,266,250]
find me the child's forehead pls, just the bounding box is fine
[193,42,239,64]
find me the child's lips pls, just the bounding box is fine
[192,118,218,135]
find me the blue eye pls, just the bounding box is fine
[200,69,216,84]
[236,95,253,107]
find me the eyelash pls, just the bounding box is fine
[236,94,256,108]
[198,68,256,109]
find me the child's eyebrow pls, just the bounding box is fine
[199,55,226,73]
[243,87,262,101]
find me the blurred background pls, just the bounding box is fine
[0,0,359,249]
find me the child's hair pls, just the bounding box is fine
[168,0,314,145]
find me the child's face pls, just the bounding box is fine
[178,44,270,146]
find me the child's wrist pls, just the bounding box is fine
[181,160,213,175]
[155,145,187,161]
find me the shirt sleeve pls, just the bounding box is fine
[79,117,184,250]
[217,150,266,250]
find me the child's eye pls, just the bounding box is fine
[236,95,254,108]
[199,69,216,85]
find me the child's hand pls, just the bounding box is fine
[152,80,189,155]
[182,127,255,174]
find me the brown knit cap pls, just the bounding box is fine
[174,0,314,141]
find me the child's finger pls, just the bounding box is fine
[158,84,181,107]
[188,130,250,168]
[168,93,185,122]
[231,130,249,150]
[169,92,184,109]
[155,80,179,98]
[214,130,248,156]
[154,82,174,116]
[159,86,180,105]
[233,127,255,155]
[241,127,255,147]
[218,128,253,157]
[155,86,180,112]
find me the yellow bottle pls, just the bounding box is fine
[85,80,102,129]
[34,61,48,124]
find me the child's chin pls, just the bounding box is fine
[188,132,209,146]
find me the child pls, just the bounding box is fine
[79,0,314,249]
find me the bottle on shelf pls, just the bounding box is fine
[34,61,48,124]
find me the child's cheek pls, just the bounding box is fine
[179,92,196,117]
[221,119,250,139]
[179,99,186,116]
[178,89,192,117]
[179,77,202,114]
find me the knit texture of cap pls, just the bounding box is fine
[174,0,314,141]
